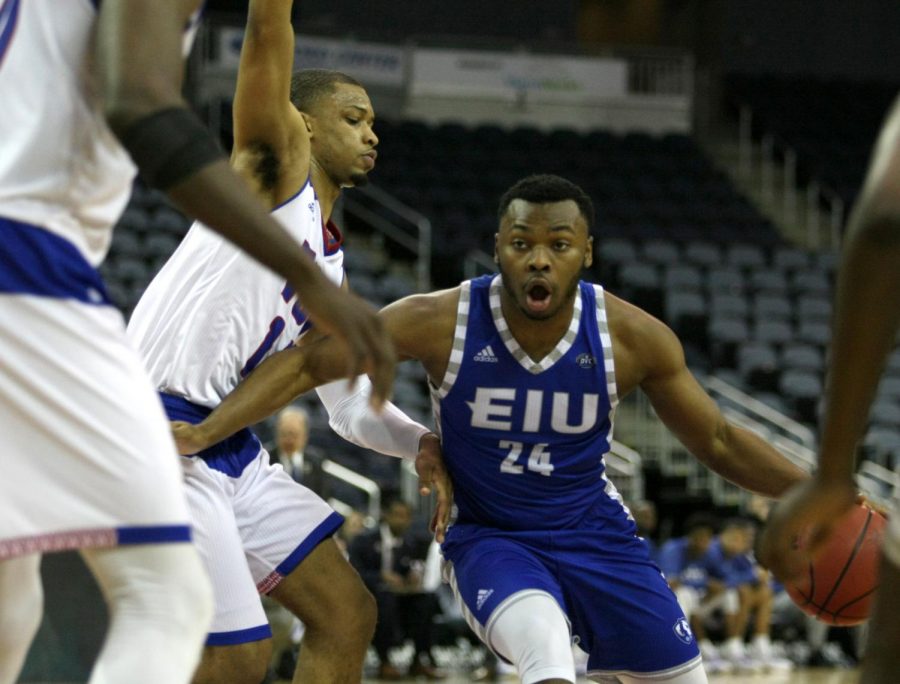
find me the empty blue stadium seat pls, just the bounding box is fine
[752,293,793,321]
[780,343,824,374]
[683,240,722,268]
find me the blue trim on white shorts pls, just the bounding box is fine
[159,393,262,477]
[0,216,112,305]
[116,525,192,545]
[275,511,344,577]
[0,0,21,67]
[206,623,272,647]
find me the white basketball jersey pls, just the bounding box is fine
[128,179,345,408]
[0,0,200,266]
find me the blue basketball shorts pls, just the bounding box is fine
[442,527,700,675]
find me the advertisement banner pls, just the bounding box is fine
[215,28,406,88]
[410,47,628,104]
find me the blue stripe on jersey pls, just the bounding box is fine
[272,176,312,211]
[206,624,272,647]
[274,511,344,578]
[159,393,262,478]
[116,525,192,545]
[438,275,625,533]
[0,0,22,72]
[0,216,112,305]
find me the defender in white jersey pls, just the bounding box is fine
[177,175,811,684]
[129,2,450,682]
[0,1,398,683]
[760,96,900,684]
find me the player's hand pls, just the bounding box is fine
[757,475,857,582]
[296,278,395,410]
[414,433,453,543]
[170,420,211,455]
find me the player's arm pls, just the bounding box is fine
[630,311,808,497]
[232,0,310,203]
[759,98,900,578]
[817,96,900,484]
[172,287,458,454]
[94,0,394,402]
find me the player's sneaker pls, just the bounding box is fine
[724,640,764,673]
[750,637,794,672]
[699,641,733,674]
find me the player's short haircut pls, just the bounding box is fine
[498,174,595,230]
[290,69,363,113]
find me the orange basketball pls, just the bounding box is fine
[785,503,886,626]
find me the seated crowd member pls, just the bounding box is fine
[349,496,445,680]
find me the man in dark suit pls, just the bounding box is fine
[348,496,445,680]
[269,406,325,495]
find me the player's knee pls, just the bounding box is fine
[101,544,213,648]
[303,572,375,646]
[336,580,377,645]
[194,641,271,684]
[489,593,575,684]
[150,547,214,642]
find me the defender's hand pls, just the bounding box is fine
[414,433,453,543]
[297,280,395,410]
[757,476,858,582]
[171,420,211,456]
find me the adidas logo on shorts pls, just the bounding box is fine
[474,345,498,363]
[476,588,494,610]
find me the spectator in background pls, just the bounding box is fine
[657,513,732,674]
[270,406,326,495]
[348,496,445,681]
[707,518,792,673]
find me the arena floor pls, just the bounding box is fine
[272,667,860,683]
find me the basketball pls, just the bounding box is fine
[784,503,887,626]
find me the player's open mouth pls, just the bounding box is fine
[526,282,552,313]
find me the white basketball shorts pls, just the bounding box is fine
[0,294,193,558]
[181,449,342,645]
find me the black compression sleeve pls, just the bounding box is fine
[120,107,226,190]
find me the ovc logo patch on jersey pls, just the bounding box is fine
[673,617,694,644]
[575,353,596,368]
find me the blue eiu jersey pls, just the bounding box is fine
[433,274,633,536]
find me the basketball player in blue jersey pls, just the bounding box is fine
[760,98,900,684]
[0,2,396,683]
[125,2,450,683]
[175,174,811,683]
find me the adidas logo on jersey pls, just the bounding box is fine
[473,345,498,363]
[476,588,494,610]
